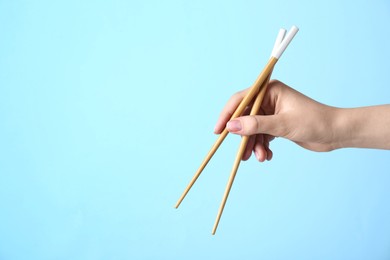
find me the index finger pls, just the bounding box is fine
[214,87,250,134]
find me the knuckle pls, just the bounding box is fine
[230,92,241,103]
[268,79,283,92]
[226,92,241,108]
[269,79,280,85]
[231,87,249,102]
[244,116,260,134]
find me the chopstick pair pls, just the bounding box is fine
[175,26,299,235]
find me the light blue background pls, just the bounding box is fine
[1,0,390,259]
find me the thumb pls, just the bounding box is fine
[226,115,285,137]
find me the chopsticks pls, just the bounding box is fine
[175,26,299,234]
[211,28,286,235]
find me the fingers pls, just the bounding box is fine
[242,135,256,161]
[242,134,275,162]
[253,135,267,162]
[214,88,249,134]
[253,134,274,162]
[226,115,285,137]
[264,135,274,161]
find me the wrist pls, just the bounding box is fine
[329,107,355,150]
[332,105,390,150]
[331,106,377,149]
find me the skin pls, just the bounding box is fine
[214,80,390,162]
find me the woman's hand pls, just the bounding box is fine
[214,80,341,161]
[215,80,390,162]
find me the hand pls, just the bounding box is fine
[214,80,340,162]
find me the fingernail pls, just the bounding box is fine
[255,151,260,161]
[227,120,242,132]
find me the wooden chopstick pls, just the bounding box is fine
[174,57,277,209]
[210,27,291,234]
[212,73,272,235]
[211,29,286,235]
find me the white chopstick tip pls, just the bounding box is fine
[290,25,299,35]
[272,25,299,60]
[279,28,287,36]
[270,28,287,58]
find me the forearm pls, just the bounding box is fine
[333,105,390,150]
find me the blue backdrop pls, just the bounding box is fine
[1,0,389,259]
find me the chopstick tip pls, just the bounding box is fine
[174,197,184,209]
[212,226,217,235]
